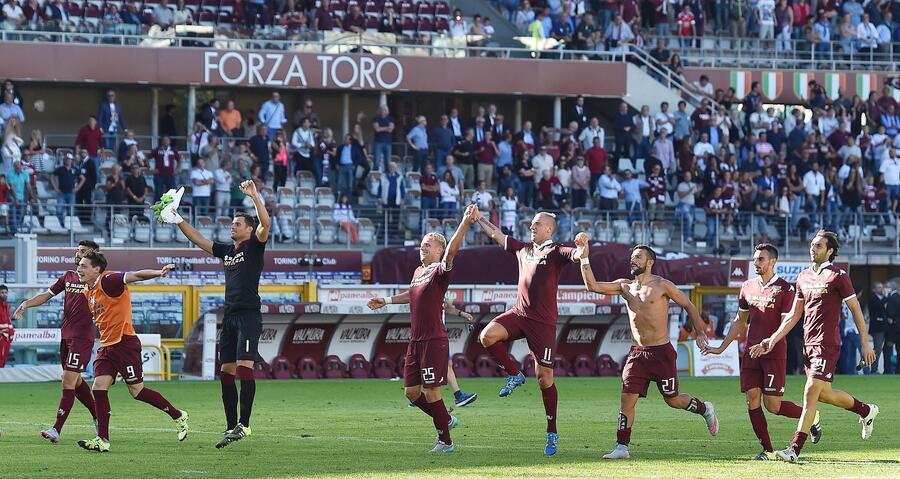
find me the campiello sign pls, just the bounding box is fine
[203,52,404,89]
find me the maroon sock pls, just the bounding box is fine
[846,398,871,418]
[541,383,558,433]
[686,397,707,415]
[74,381,97,420]
[220,372,239,430]
[485,342,522,375]
[776,400,802,419]
[791,431,808,454]
[412,393,433,417]
[135,388,181,420]
[748,407,773,452]
[94,390,111,441]
[427,399,452,445]
[616,412,631,446]
[52,389,76,432]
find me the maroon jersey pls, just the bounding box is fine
[796,262,855,347]
[49,271,95,341]
[738,275,795,359]
[408,261,452,342]
[505,237,576,325]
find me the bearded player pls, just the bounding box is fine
[574,235,718,460]
[472,210,579,456]
[367,204,477,453]
[75,251,188,453]
[15,240,100,444]
[703,243,821,460]
[750,231,878,463]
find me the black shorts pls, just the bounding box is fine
[219,310,262,364]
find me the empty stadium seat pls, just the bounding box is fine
[405,206,421,231]
[405,190,421,208]
[348,353,371,379]
[372,354,397,379]
[278,216,296,242]
[23,216,48,234]
[112,214,131,241]
[422,218,441,235]
[474,354,498,378]
[315,187,335,208]
[357,218,375,245]
[271,356,294,379]
[297,187,315,208]
[405,171,421,191]
[155,223,175,243]
[277,187,296,207]
[253,359,273,379]
[43,216,69,235]
[297,170,316,190]
[215,216,232,243]
[133,216,152,242]
[296,218,313,244]
[441,218,458,238]
[197,216,216,239]
[323,355,347,379]
[596,354,619,377]
[296,356,321,379]
[451,353,473,378]
[317,218,336,244]
[572,354,596,377]
[651,221,670,246]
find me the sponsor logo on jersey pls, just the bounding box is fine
[222,251,246,267]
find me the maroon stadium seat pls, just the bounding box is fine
[348,353,371,379]
[218,0,235,11]
[324,355,347,379]
[364,0,379,15]
[551,354,571,377]
[200,0,219,11]
[217,10,233,26]
[474,354,498,378]
[365,14,379,30]
[372,353,396,379]
[522,354,535,377]
[417,16,434,35]
[253,359,273,379]
[400,17,415,36]
[451,353,472,378]
[271,356,294,379]
[573,354,596,377]
[434,16,448,33]
[417,2,433,18]
[296,356,322,379]
[433,1,449,19]
[596,354,620,377]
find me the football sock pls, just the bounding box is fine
[135,388,181,420]
[74,381,97,420]
[790,431,808,454]
[220,372,239,430]
[485,342,522,375]
[427,399,452,445]
[94,390,111,441]
[686,397,707,415]
[237,366,256,427]
[616,412,631,446]
[847,398,871,418]
[53,389,76,432]
[541,383,558,434]
[748,407,773,452]
[413,393,433,417]
[775,400,802,419]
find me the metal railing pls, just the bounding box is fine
[655,34,900,72]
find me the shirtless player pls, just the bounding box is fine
[573,234,718,459]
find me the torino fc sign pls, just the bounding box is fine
[203,52,404,90]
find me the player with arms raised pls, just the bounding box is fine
[15,240,100,444]
[703,243,821,459]
[75,252,188,453]
[472,210,578,456]
[574,235,718,460]
[750,231,878,463]
[158,180,270,448]
[367,205,477,453]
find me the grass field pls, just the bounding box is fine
[1,375,898,479]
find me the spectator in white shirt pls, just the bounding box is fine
[749,104,768,139]
[691,75,714,97]
[819,107,839,138]
[596,165,621,210]
[856,13,878,53]
[838,135,862,162]
[803,162,826,212]
[531,145,554,184]
[693,132,715,159]
[578,117,605,152]
[876,11,894,53]
[190,158,215,216]
[214,158,233,217]
[499,187,519,233]
[654,101,675,135]
[439,170,461,217]
[449,9,468,37]
[2,0,25,30]
[880,148,900,206]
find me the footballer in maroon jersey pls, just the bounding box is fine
[367,205,477,454]
[472,210,577,456]
[703,244,816,460]
[575,236,718,460]
[751,231,878,463]
[15,240,100,444]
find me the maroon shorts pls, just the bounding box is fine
[804,344,841,383]
[740,353,786,396]
[403,339,449,388]
[60,338,94,373]
[493,310,557,367]
[621,343,679,398]
[94,335,144,385]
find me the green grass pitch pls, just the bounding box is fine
[1,375,898,479]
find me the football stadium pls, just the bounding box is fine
[0,2,899,477]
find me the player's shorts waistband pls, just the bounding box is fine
[629,343,674,352]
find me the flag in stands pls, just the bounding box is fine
[856,73,878,99]
[793,72,812,100]
[761,72,782,101]
[824,73,845,100]
[730,71,751,98]
[891,86,900,102]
